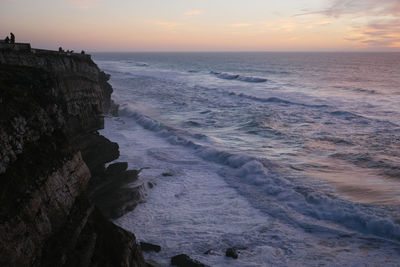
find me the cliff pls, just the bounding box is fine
[0,48,145,266]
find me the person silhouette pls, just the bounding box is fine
[5,36,10,43]
[10,33,15,44]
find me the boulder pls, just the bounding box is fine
[171,254,209,267]
[140,242,161,253]
[225,248,238,259]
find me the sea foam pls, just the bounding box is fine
[118,104,400,242]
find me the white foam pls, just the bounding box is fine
[101,116,400,267]
[116,105,400,242]
[94,55,400,266]
[211,71,267,83]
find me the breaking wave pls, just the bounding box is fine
[118,103,400,242]
[211,71,267,83]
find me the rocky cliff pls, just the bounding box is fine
[0,48,145,266]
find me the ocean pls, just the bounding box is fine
[93,52,400,266]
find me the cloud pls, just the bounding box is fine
[67,0,96,9]
[295,0,400,48]
[346,18,400,47]
[229,23,252,27]
[325,0,400,17]
[184,10,203,16]
[312,20,332,25]
[295,0,400,18]
[155,21,181,29]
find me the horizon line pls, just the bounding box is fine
[89,50,400,53]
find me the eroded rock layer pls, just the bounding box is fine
[0,49,145,266]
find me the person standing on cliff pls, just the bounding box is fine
[10,33,15,44]
[4,36,10,43]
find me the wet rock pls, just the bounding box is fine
[146,259,161,267]
[203,249,212,255]
[93,183,147,219]
[125,169,141,180]
[225,248,238,259]
[171,254,209,267]
[105,162,128,176]
[89,161,146,219]
[89,162,147,219]
[148,182,155,188]
[162,172,173,177]
[74,133,120,177]
[99,70,119,116]
[40,201,145,267]
[140,242,161,252]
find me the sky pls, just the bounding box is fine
[1,0,400,51]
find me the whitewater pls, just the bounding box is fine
[93,52,400,266]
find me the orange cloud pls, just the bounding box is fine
[184,10,203,16]
[155,21,181,29]
[296,0,400,49]
[345,18,400,48]
[229,23,252,27]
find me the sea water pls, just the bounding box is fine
[93,52,400,266]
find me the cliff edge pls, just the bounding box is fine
[0,48,145,266]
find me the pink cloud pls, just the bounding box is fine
[184,10,203,16]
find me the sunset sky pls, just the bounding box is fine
[1,0,399,51]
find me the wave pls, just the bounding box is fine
[317,136,354,145]
[330,110,365,121]
[118,104,400,242]
[236,68,291,75]
[352,88,376,94]
[333,86,377,95]
[329,110,400,128]
[237,76,268,83]
[210,71,267,83]
[331,152,400,179]
[135,62,149,67]
[264,70,291,75]
[224,91,329,108]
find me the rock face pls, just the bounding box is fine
[0,49,146,266]
[89,162,147,219]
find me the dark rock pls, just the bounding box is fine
[106,162,128,176]
[140,242,161,252]
[125,169,141,179]
[93,182,147,219]
[203,249,212,255]
[40,199,145,267]
[0,48,146,266]
[89,163,146,219]
[225,248,238,259]
[99,70,119,116]
[171,254,209,267]
[162,172,173,177]
[74,133,120,176]
[148,182,155,188]
[146,259,162,267]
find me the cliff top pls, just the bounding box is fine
[0,42,91,60]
